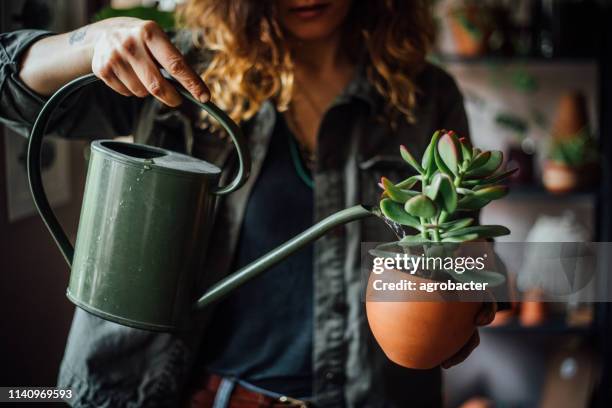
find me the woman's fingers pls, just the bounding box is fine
[140,21,210,103]
[111,57,148,98]
[92,19,209,106]
[93,63,133,97]
[441,330,480,369]
[115,30,181,107]
[475,293,498,326]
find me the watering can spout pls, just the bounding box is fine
[193,204,374,311]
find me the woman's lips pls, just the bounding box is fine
[289,3,331,19]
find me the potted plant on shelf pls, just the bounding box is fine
[447,1,495,57]
[542,129,598,194]
[543,91,598,194]
[367,130,516,369]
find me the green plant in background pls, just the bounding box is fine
[378,130,517,245]
[94,6,175,29]
[549,128,598,168]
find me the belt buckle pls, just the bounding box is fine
[278,395,310,407]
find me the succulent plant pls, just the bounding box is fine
[378,130,517,245]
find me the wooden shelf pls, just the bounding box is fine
[483,320,594,335]
[503,184,597,202]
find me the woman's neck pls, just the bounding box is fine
[289,31,351,79]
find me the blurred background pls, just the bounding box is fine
[1,1,612,407]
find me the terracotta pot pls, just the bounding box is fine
[542,161,579,194]
[552,91,589,140]
[366,271,481,369]
[448,5,493,57]
[520,289,547,327]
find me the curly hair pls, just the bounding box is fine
[177,0,435,126]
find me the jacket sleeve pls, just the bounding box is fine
[0,29,143,139]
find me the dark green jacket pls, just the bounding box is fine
[0,29,469,408]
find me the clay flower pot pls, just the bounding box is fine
[520,288,547,327]
[552,92,589,140]
[366,270,481,369]
[448,5,493,57]
[542,160,579,194]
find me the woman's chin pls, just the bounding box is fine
[286,26,340,43]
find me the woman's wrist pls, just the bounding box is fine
[18,22,105,96]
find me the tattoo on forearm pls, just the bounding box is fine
[69,27,88,45]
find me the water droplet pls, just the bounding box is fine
[374,202,409,240]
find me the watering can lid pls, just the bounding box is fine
[92,140,221,177]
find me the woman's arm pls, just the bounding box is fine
[18,17,209,106]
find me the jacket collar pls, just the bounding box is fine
[332,62,379,112]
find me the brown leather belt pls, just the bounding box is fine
[189,374,311,408]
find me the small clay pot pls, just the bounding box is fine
[520,289,547,327]
[366,271,481,369]
[542,161,579,194]
[552,91,589,140]
[448,5,493,57]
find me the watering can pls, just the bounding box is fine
[28,74,374,331]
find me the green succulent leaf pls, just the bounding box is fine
[434,143,453,177]
[435,173,458,213]
[396,175,421,189]
[456,187,474,195]
[437,131,461,175]
[404,194,437,218]
[481,168,519,184]
[400,145,425,174]
[381,177,419,203]
[473,185,509,200]
[379,198,421,228]
[459,137,473,162]
[457,195,490,210]
[425,173,442,200]
[460,179,481,187]
[465,150,503,178]
[441,225,511,239]
[422,130,440,177]
[398,235,432,246]
[421,143,434,174]
[467,151,491,171]
[441,233,479,242]
[439,217,474,231]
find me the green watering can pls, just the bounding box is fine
[28,74,373,331]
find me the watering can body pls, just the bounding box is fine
[68,141,220,330]
[28,74,373,331]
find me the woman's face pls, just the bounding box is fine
[274,0,353,42]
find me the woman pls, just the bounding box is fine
[0,0,496,406]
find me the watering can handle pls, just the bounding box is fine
[27,73,251,265]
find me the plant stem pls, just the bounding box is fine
[454,174,463,188]
[419,217,428,238]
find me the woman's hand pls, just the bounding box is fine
[441,301,497,369]
[91,17,209,106]
[20,17,209,105]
